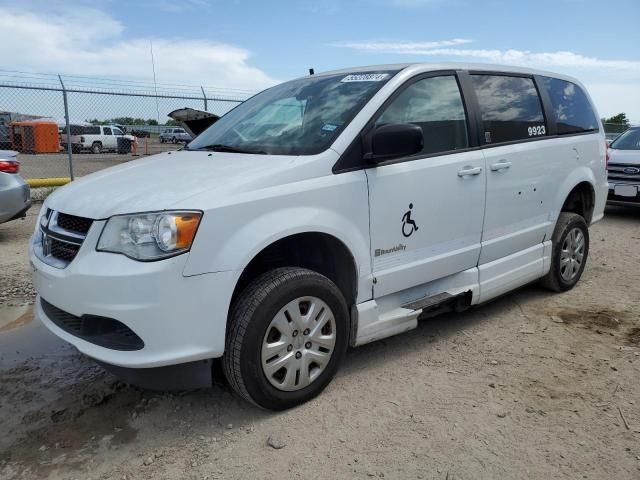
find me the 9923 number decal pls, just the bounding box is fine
[527,125,546,137]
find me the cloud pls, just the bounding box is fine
[332,39,640,72]
[0,5,277,91]
[330,39,473,52]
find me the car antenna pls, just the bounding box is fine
[309,68,315,75]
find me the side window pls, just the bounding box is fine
[539,77,598,134]
[103,127,112,135]
[375,75,468,155]
[112,128,123,136]
[471,75,546,144]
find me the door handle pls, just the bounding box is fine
[490,160,512,171]
[457,166,482,177]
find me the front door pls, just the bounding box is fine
[366,74,486,298]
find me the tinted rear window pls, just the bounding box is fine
[471,75,546,144]
[83,126,100,134]
[539,77,598,135]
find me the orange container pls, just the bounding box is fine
[10,120,60,153]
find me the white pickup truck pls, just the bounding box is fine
[31,63,607,410]
[61,125,136,154]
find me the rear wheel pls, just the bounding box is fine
[171,136,177,144]
[91,142,102,154]
[223,267,349,410]
[540,212,589,292]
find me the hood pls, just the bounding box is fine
[609,148,640,165]
[46,150,330,219]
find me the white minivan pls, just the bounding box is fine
[31,63,608,410]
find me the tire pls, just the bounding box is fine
[539,212,589,292]
[223,267,349,410]
[91,142,102,154]
[171,136,177,144]
[160,137,164,143]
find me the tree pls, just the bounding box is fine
[147,119,158,125]
[603,113,630,126]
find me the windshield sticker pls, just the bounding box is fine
[321,123,339,132]
[341,73,390,83]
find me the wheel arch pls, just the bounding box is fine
[560,180,596,224]
[230,231,359,313]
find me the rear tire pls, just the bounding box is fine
[91,142,102,154]
[539,212,589,292]
[223,267,349,410]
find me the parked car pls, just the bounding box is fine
[61,125,136,154]
[0,150,30,224]
[31,63,607,410]
[159,128,191,143]
[607,126,640,207]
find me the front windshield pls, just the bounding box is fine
[610,127,640,150]
[188,70,398,155]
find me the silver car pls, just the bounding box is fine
[0,150,31,224]
[607,127,640,207]
[159,127,192,143]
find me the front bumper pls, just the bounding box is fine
[30,229,236,368]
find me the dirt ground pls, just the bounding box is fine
[0,204,639,480]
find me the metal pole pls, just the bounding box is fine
[58,75,74,181]
[201,86,208,111]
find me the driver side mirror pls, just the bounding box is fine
[367,123,423,163]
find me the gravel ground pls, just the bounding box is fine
[0,205,639,480]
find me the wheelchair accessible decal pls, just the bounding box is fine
[402,203,419,238]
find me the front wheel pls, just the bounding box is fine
[540,212,589,292]
[223,267,349,410]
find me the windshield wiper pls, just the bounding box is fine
[188,144,267,154]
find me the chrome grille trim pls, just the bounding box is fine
[608,163,640,184]
[33,210,94,269]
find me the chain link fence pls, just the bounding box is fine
[0,71,251,183]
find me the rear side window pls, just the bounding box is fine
[471,75,546,144]
[375,75,468,155]
[83,126,100,135]
[539,77,598,134]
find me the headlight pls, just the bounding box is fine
[97,211,202,261]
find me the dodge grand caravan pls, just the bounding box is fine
[31,63,608,410]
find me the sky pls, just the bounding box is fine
[1,0,639,121]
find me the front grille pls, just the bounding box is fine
[41,298,144,351]
[57,212,93,235]
[50,238,81,263]
[35,210,94,268]
[608,163,640,184]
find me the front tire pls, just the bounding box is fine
[223,267,349,410]
[540,212,589,292]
